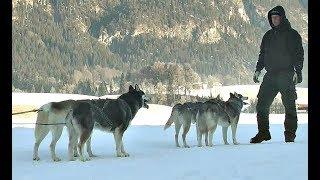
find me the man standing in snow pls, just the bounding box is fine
[250,6,304,143]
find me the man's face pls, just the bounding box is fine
[271,15,281,27]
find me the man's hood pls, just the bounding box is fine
[267,5,291,30]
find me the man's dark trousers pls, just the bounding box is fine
[256,70,298,137]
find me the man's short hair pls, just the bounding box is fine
[270,10,281,16]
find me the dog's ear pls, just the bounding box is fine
[230,92,234,97]
[135,84,140,91]
[216,94,221,99]
[129,85,134,92]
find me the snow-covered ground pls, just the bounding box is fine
[12,92,308,180]
[13,125,308,180]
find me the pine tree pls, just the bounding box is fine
[119,73,126,94]
[109,79,115,94]
[98,81,108,96]
[73,80,95,95]
[31,85,36,93]
[50,86,56,93]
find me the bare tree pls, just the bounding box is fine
[155,82,166,104]
[183,63,200,95]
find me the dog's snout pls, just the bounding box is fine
[144,95,150,102]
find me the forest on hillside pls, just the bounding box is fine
[12,0,308,96]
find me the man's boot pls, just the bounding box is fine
[284,114,298,142]
[250,117,271,143]
[250,130,271,143]
[284,131,296,142]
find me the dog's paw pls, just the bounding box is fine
[197,145,203,147]
[208,144,213,147]
[89,153,98,157]
[79,157,86,162]
[79,156,91,162]
[117,153,126,157]
[53,157,61,162]
[224,142,230,145]
[233,142,239,145]
[33,157,40,161]
[184,145,190,148]
[123,152,130,157]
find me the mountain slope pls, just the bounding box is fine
[12,0,308,93]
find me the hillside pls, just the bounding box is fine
[12,0,308,94]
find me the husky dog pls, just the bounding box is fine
[66,84,149,161]
[164,103,194,148]
[196,92,248,147]
[184,101,204,124]
[32,98,111,161]
[163,95,226,148]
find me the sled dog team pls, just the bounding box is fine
[32,84,248,162]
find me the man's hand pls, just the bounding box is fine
[293,72,298,84]
[293,71,302,84]
[253,71,261,83]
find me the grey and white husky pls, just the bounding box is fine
[164,103,195,148]
[65,84,149,161]
[163,98,221,148]
[196,92,248,147]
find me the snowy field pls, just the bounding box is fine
[12,91,308,180]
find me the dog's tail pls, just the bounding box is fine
[164,117,173,130]
[163,114,173,130]
[195,109,201,123]
[164,105,180,130]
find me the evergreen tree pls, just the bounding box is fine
[98,81,108,96]
[73,80,95,95]
[119,73,126,94]
[109,79,115,94]
[31,85,36,93]
[50,86,56,93]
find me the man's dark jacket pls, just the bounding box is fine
[255,6,304,76]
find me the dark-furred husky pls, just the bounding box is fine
[66,84,149,161]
